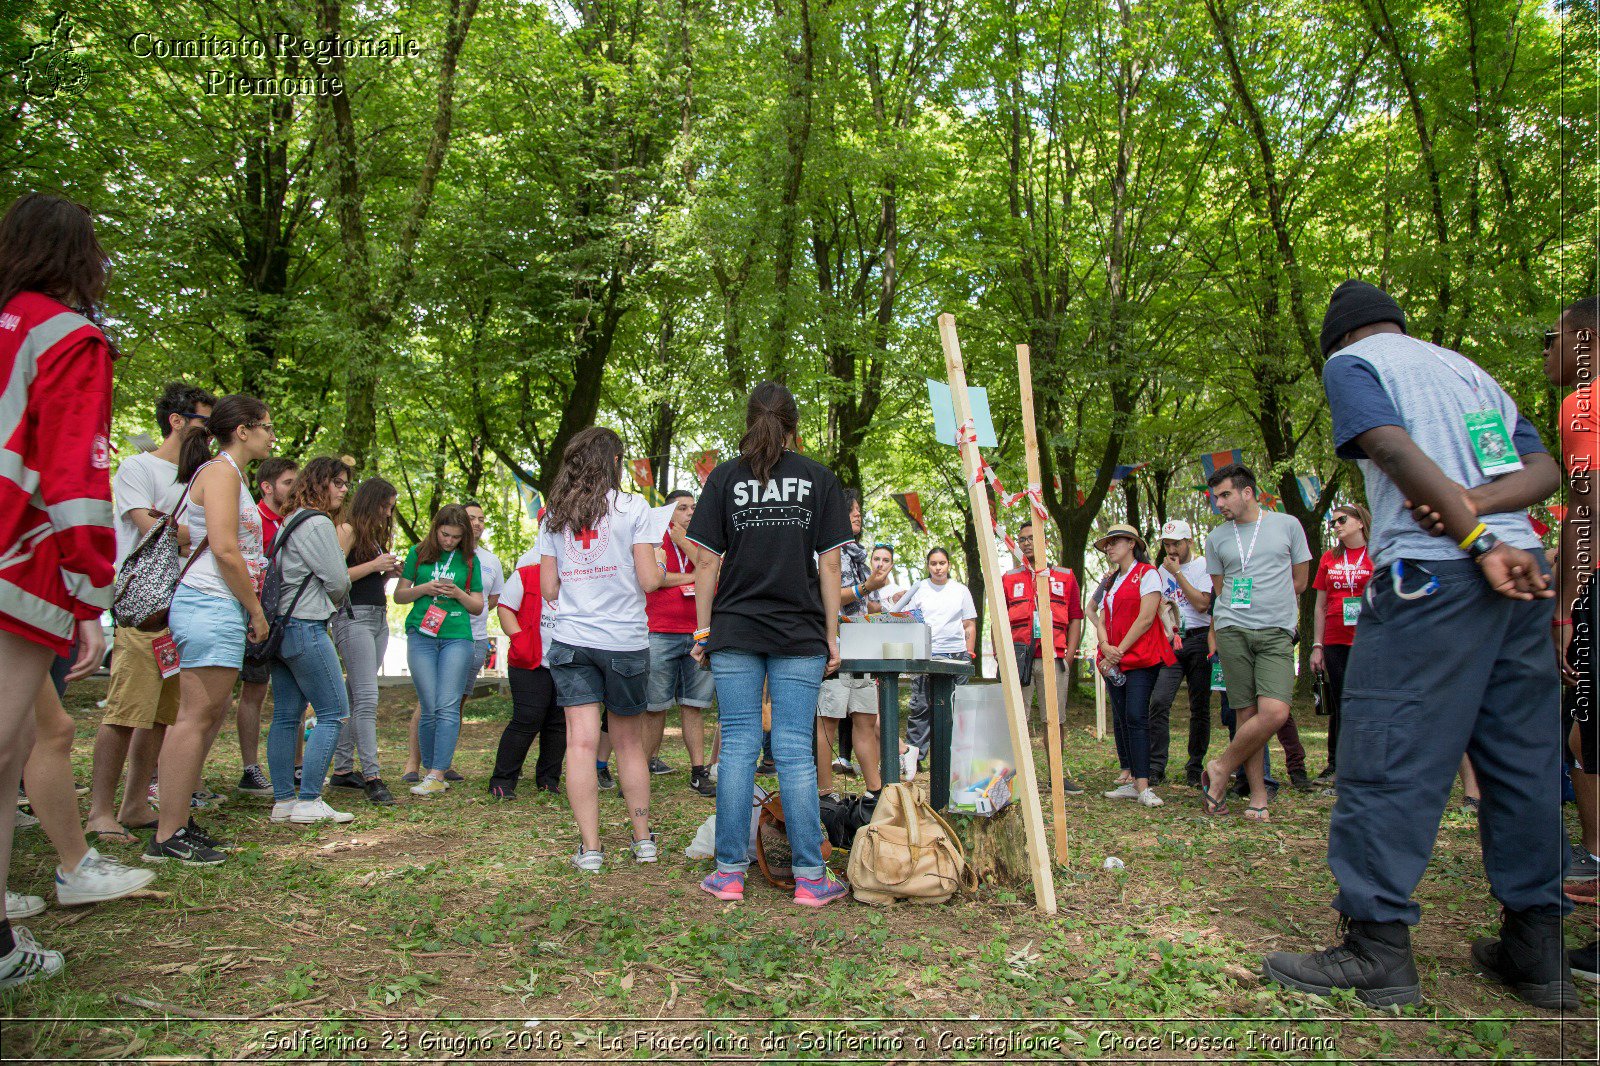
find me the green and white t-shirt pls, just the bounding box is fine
[401,546,483,641]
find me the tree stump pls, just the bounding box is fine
[948,801,1031,889]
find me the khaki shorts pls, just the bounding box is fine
[818,676,876,719]
[101,627,180,729]
[1214,625,1295,708]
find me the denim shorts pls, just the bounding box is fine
[546,640,649,715]
[646,632,715,711]
[169,584,248,670]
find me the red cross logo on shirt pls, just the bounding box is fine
[575,528,600,549]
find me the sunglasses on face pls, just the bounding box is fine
[1330,515,1351,527]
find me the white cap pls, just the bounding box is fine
[1159,519,1193,542]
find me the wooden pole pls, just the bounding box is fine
[1014,344,1068,863]
[938,314,1057,915]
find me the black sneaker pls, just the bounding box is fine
[1262,917,1421,1007]
[364,779,395,806]
[1289,768,1313,791]
[1229,775,1250,798]
[1059,775,1085,796]
[689,771,716,797]
[536,783,562,795]
[757,758,776,775]
[235,765,272,796]
[596,766,617,790]
[1185,769,1203,789]
[142,825,226,866]
[489,784,517,802]
[443,769,464,782]
[1313,766,1336,785]
[1571,941,1599,984]
[184,818,236,853]
[329,771,366,790]
[649,757,673,776]
[293,766,303,789]
[1472,909,1581,1010]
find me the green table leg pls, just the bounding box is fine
[878,672,901,786]
[929,676,954,811]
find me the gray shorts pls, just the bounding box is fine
[547,640,649,715]
[646,631,714,712]
[818,675,876,719]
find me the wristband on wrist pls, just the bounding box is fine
[1553,618,1573,628]
[1311,642,1325,649]
[1458,522,1489,551]
[693,627,711,643]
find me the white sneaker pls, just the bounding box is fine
[55,848,157,906]
[1102,783,1140,800]
[270,801,297,823]
[290,798,355,824]
[15,809,38,829]
[707,763,718,784]
[0,927,64,991]
[900,746,919,780]
[410,777,449,797]
[1136,788,1164,808]
[572,848,604,873]
[5,890,45,919]
[631,837,659,864]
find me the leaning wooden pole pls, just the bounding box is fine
[1015,344,1068,864]
[939,314,1057,915]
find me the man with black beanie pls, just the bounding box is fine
[1262,280,1575,1010]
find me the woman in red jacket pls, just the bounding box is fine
[0,194,117,990]
[1091,524,1177,809]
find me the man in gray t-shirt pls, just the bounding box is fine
[1198,464,1310,819]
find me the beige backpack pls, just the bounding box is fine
[846,783,970,905]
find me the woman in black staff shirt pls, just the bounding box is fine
[686,382,853,908]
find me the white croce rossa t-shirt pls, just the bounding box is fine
[535,492,674,652]
[892,578,978,655]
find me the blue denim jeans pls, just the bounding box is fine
[1107,664,1160,782]
[268,619,351,801]
[711,650,826,878]
[408,632,476,773]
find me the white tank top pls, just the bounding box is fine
[179,452,266,599]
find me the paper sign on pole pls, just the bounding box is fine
[928,378,998,448]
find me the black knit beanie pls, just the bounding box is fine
[1320,280,1407,356]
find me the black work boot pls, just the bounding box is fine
[1472,909,1580,1010]
[1263,916,1422,1007]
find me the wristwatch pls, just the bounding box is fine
[1467,530,1501,560]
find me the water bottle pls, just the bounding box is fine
[1100,660,1127,688]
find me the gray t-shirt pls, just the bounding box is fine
[1205,511,1311,632]
[113,450,182,566]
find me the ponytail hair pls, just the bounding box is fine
[545,426,624,536]
[739,381,799,483]
[177,393,269,482]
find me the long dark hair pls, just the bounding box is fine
[417,504,476,565]
[0,193,110,315]
[177,393,269,482]
[283,457,346,515]
[739,381,799,483]
[545,427,624,536]
[345,477,397,561]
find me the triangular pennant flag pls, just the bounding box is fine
[694,449,719,486]
[893,492,928,534]
[1199,449,1243,479]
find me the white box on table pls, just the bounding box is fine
[838,618,932,663]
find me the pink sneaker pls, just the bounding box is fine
[793,871,848,907]
[700,871,745,901]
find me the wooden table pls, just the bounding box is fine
[838,657,973,811]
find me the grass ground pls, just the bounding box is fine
[1,679,1595,1063]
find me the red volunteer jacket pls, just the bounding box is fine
[1100,562,1177,671]
[1002,565,1084,654]
[507,562,546,670]
[0,293,116,655]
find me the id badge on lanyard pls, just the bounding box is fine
[419,604,448,636]
[1464,410,1523,476]
[1230,577,1253,609]
[1342,596,1362,627]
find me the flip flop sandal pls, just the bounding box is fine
[1243,806,1271,823]
[87,827,139,845]
[1198,770,1230,817]
[128,819,159,830]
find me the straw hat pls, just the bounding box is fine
[1093,523,1148,553]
